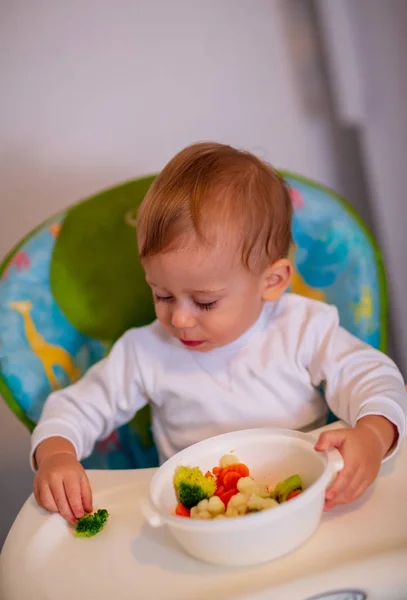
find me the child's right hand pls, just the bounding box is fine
[33,437,93,524]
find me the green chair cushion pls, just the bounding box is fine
[50,177,156,341]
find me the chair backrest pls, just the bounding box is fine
[284,172,387,352]
[0,173,387,468]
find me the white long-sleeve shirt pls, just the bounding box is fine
[31,294,407,465]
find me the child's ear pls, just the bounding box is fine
[261,259,292,301]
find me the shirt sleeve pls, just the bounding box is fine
[305,304,407,458]
[30,330,148,468]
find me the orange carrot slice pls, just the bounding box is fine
[214,484,226,497]
[223,471,243,491]
[286,490,302,501]
[218,488,238,507]
[175,503,190,517]
[219,463,250,484]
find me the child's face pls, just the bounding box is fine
[142,236,289,352]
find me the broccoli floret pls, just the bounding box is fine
[174,466,216,509]
[272,475,303,503]
[75,509,109,537]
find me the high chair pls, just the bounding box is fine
[0,173,387,468]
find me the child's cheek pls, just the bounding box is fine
[154,304,167,324]
[209,311,236,339]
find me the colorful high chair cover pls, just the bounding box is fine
[0,173,387,468]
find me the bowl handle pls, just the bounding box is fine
[141,498,164,528]
[326,447,344,485]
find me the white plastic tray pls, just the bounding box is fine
[1,447,407,600]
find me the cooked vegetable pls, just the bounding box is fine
[173,455,303,519]
[219,454,240,469]
[75,509,109,537]
[218,463,250,484]
[220,491,249,517]
[218,488,239,508]
[190,495,226,519]
[223,471,242,491]
[175,503,191,517]
[287,489,303,501]
[237,476,256,495]
[247,494,278,512]
[174,466,216,509]
[236,477,270,498]
[206,495,226,516]
[272,474,303,503]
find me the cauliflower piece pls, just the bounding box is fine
[214,514,227,520]
[228,492,249,509]
[190,506,199,519]
[225,506,239,518]
[207,495,226,516]
[247,493,279,512]
[227,493,249,516]
[237,476,256,494]
[226,492,249,516]
[254,482,270,498]
[219,454,240,469]
[197,499,209,512]
[196,510,212,520]
[237,476,269,498]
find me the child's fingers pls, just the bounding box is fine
[334,469,369,505]
[314,429,347,452]
[325,463,357,502]
[351,479,372,503]
[324,467,366,509]
[33,478,40,507]
[51,480,77,524]
[38,482,59,513]
[64,476,85,520]
[80,475,93,514]
[340,470,365,502]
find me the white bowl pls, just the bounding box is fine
[144,428,344,567]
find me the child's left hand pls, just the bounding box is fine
[315,415,398,510]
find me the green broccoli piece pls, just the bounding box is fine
[173,466,216,509]
[272,475,303,503]
[75,509,109,537]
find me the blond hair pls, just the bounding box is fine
[137,142,292,271]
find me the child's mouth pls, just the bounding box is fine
[180,339,204,348]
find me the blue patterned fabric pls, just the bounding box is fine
[285,175,385,350]
[0,215,158,469]
[0,175,386,469]
[0,216,107,422]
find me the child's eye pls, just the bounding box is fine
[195,301,218,311]
[154,294,174,303]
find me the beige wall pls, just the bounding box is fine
[0,0,342,547]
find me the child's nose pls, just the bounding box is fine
[171,307,196,329]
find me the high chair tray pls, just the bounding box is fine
[1,425,406,600]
